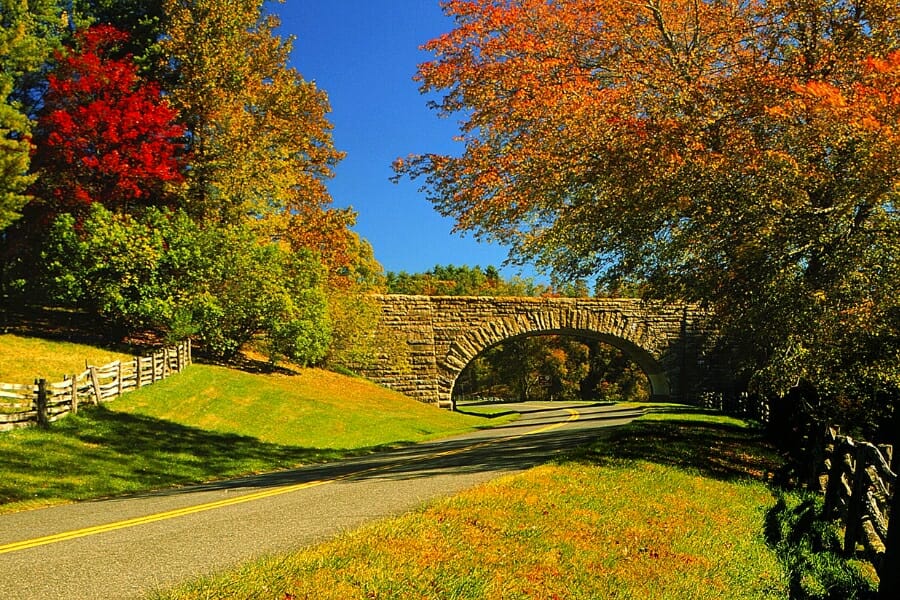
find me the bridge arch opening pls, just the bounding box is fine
[443,327,670,410]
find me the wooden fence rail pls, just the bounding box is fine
[698,390,771,423]
[0,340,191,432]
[809,425,895,574]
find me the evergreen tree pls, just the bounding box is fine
[0,0,66,230]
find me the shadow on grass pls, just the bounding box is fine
[456,408,518,419]
[0,402,786,510]
[2,402,646,507]
[764,493,879,599]
[0,405,390,507]
[569,407,784,483]
[1,304,149,353]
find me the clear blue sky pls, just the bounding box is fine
[278,1,539,280]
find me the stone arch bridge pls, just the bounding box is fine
[359,295,716,409]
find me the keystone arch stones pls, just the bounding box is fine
[362,295,713,409]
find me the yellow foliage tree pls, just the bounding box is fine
[162,0,344,226]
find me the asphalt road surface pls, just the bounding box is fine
[0,401,643,599]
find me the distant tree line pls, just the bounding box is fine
[385,263,609,298]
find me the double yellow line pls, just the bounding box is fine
[0,408,579,555]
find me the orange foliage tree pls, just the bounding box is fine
[398,0,899,399]
[162,0,344,226]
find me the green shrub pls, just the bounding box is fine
[40,204,330,363]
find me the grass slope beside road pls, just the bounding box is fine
[0,334,133,384]
[152,406,796,600]
[154,406,880,599]
[0,362,511,514]
[112,364,493,448]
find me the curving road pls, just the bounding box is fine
[0,402,643,599]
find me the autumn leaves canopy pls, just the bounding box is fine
[396,0,900,423]
[1,0,377,364]
[401,0,899,283]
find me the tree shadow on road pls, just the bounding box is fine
[0,405,402,510]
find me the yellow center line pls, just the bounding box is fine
[0,408,579,555]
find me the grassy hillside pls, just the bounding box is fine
[0,334,133,383]
[0,357,510,514]
[111,364,492,448]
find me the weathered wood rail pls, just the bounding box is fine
[0,340,191,431]
[809,425,895,573]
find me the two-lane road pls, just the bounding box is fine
[0,402,643,599]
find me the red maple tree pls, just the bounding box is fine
[31,25,185,216]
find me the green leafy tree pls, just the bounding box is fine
[580,340,650,403]
[72,0,165,71]
[489,337,547,402]
[551,277,590,299]
[41,204,330,363]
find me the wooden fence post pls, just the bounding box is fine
[878,428,898,599]
[808,424,829,493]
[68,374,78,415]
[824,435,847,519]
[844,444,869,554]
[36,378,49,428]
[117,361,123,397]
[89,365,101,405]
[135,356,142,388]
[879,445,893,472]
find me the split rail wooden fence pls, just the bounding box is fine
[0,340,191,431]
[809,425,895,574]
[698,393,893,574]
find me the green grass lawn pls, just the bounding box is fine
[0,333,133,383]
[151,406,800,600]
[111,363,501,447]
[0,361,513,514]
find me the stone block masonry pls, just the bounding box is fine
[359,295,717,409]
